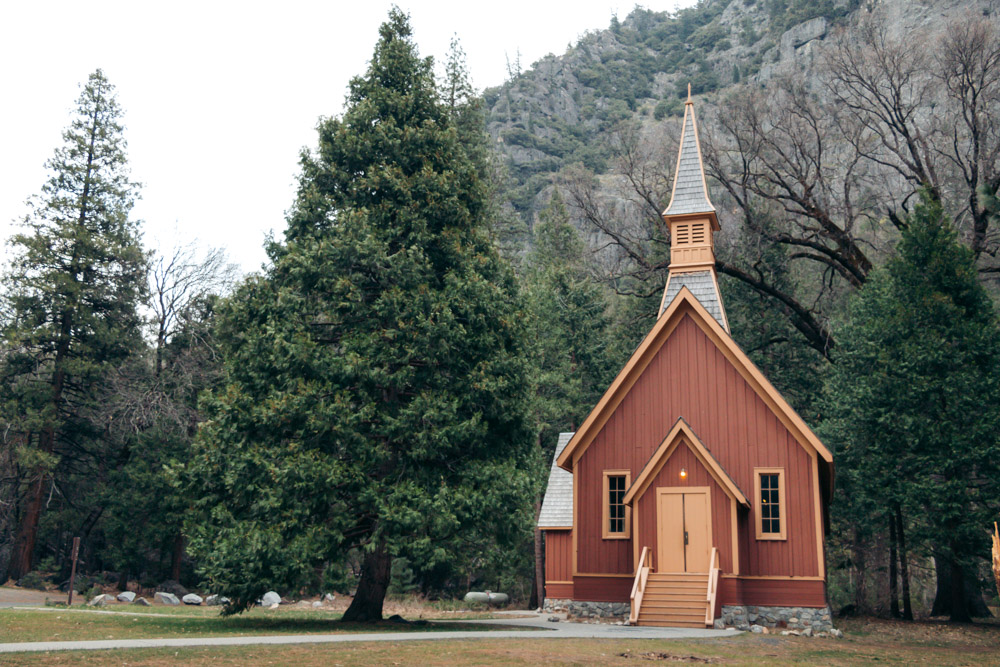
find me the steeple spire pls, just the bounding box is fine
[658,93,729,331]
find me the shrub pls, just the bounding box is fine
[16,571,48,591]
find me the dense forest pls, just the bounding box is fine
[2,0,1000,622]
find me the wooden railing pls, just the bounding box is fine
[705,547,720,626]
[628,546,652,625]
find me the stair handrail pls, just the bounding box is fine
[705,547,720,626]
[629,546,652,625]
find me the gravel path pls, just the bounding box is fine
[0,612,741,653]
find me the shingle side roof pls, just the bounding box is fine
[663,104,715,217]
[661,271,725,328]
[538,432,574,527]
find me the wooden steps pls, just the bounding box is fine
[635,572,710,627]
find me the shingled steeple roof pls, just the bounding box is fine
[662,89,716,219]
[658,89,728,331]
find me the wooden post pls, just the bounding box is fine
[67,537,80,606]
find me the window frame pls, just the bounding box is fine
[754,467,787,541]
[602,470,632,540]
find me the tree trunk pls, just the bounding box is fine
[889,515,900,618]
[933,555,993,618]
[342,539,391,622]
[170,534,184,582]
[532,498,544,610]
[949,557,972,623]
[932,556,950,616]
[8,475,46,580]
[895,508,913,620]
[852,527,868,613]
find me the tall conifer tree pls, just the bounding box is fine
[184,10,534,620]
[824,192,1000,622]
[0,69,147,580]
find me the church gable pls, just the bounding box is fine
[573,299,824,577]
[559,289,832,474]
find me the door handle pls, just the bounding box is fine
[684,531,689,546]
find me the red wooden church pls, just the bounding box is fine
[538,96,835,630]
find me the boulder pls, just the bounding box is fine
[87,594,108,607]
[154,591,181,606]
[205,594,230,606]
[831,628,844,639]
[132,597,151,606]
[312,601,322,608]
[182,593,203,605]
[259,591,281,606]
[750,624,764,633]
[116,591,136,603]
[323,592,335,602]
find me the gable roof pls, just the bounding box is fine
[538,432,574,528]
[662,98,716,219]
[624,417,749,507]
[556,286,833,472]
[660,269,728,331]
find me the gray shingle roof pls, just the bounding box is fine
[661,270,727,330]
[663,103,715,217]
[538,432,574,528]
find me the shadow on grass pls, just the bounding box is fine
[95,614,519,636]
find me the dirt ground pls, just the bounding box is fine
[0,584,75,607]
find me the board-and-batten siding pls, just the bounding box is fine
[545,531,573,581]
[634,441,735,573]
[576,313,819,578]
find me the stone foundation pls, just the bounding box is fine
[543,598,629,619]
[714,604,834,634]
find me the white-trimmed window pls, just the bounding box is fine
[602,470,631,539]
[754,467,786,540]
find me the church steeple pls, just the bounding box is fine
[658,90,729,331]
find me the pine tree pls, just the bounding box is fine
[183,10,535,620]
[0,69,148,581]
[824,191,1000,622]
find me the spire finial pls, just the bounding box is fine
[687,83,692,103]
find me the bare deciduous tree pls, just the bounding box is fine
[150,242,238,376]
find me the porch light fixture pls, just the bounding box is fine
[680,468,688,479]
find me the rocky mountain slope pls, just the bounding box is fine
[485,0,989,233]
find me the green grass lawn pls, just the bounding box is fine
[6,626,1000,666]
[0,606,517,643]
[3,609,999,665]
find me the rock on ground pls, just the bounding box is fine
[87,594,107,607]
[259,591,281,606]
[182,593,203,605]
[116,591,136,602]
[132,597,151,606]
[154,592,180,606]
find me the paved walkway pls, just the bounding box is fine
[0,613,741,654]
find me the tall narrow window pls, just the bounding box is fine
[754,467,786,540]
[602,470,631,539]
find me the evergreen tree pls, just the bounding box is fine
[524,190,615,447]
[183,10,535,621]
[0,70,147,581]
[824,191,1000,622]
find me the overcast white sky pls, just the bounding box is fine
[1,1,692,274]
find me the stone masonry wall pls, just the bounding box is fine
[544,598,629,620]
[714,604,835,635]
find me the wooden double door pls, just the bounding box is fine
[656,487,711,573]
